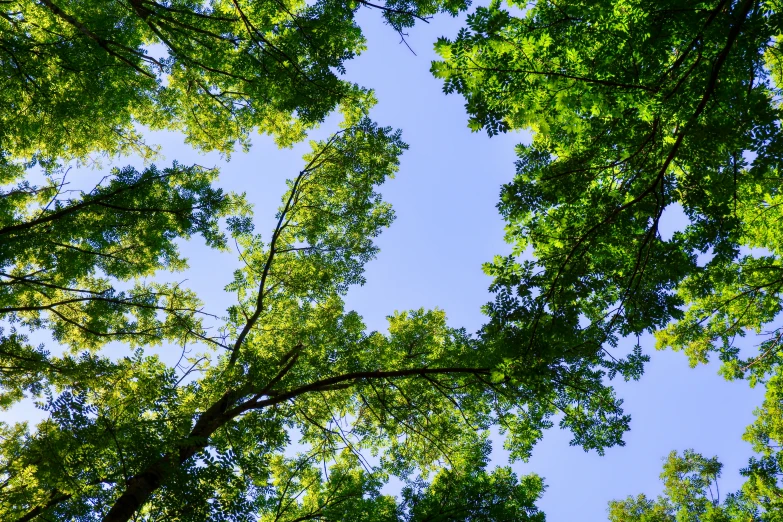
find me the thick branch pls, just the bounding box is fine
[247,367,491,410]
[101,365,489,522]
[13,490,71,522]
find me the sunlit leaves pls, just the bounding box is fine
[0,0,470,165]
[610,450,761,522]
[434,1,783,518]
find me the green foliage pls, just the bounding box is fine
[0,116,566,521]
[433,0,783,380]
[0,0,468,164]
[433,0,783,519]
[609,451,761,522]
[402,448,546,521]
[255,446,546,521]
[0,162,238,408]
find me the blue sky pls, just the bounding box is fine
[5,4,767,520]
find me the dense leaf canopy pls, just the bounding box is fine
[0,0,464,163]
[434,0,783,518]
[3,0,783,520]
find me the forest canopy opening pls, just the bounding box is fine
[1,0,782,520]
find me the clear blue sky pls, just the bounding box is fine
[6,4,766,520]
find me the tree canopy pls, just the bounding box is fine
[0,0,463,163]
[2,0,783,520]
[434,0,783,518]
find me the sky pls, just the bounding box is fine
[4,4,768,521]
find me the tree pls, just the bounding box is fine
[432,0,783,518]
[433,0,781,379]
[609,450,760,522]
[2,100,627,518]
[0,0,466,166]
